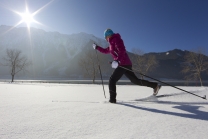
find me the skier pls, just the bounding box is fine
[93,29,161,103]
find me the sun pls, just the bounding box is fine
[14,6,40,29]
[19,7,36,28]
[20,10,35,25]
[3,0,55,35]
[13,1,55,29]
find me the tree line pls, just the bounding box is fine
[0,47,208,86]
[80,47,208,86]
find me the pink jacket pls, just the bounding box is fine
[96,33,132,66]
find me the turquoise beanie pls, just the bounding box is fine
[104,29,114,39]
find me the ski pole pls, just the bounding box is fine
[95,50,106,98]
[119,66,206,100]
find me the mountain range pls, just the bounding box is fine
[0,25,207,81]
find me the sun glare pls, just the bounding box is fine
[19,7,35,28]
[21,11,34,24]
[3,0,55,35]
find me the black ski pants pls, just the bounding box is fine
[109,66,157,101]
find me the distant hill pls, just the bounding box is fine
[0,25,108,79]
[143,49,189,79]
[140,49,208,80]
[0,25,207,80]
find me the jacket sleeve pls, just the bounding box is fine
[96,46,110,54]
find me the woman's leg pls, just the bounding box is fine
[124,67,157,89]
[109,67,126,102]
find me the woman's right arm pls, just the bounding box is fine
[96,46,110,54]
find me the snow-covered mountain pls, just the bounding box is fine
[143,49,208,80]
[0,25,108,79]
[0,25,207,81]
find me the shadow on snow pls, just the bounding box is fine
[118,102,208,121]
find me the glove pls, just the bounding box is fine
[92,43,97,49]
[111,60,119,69]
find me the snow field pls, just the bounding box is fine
[0,83,208,139]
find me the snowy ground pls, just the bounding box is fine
[0,82,208,139]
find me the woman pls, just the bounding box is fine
[93,29,161,103]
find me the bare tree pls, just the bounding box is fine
[2,49,31,82]
[182,48,208,86]
[132,48,158,79]
[79,49,99,83]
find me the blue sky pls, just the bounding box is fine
[0,0,207,53]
